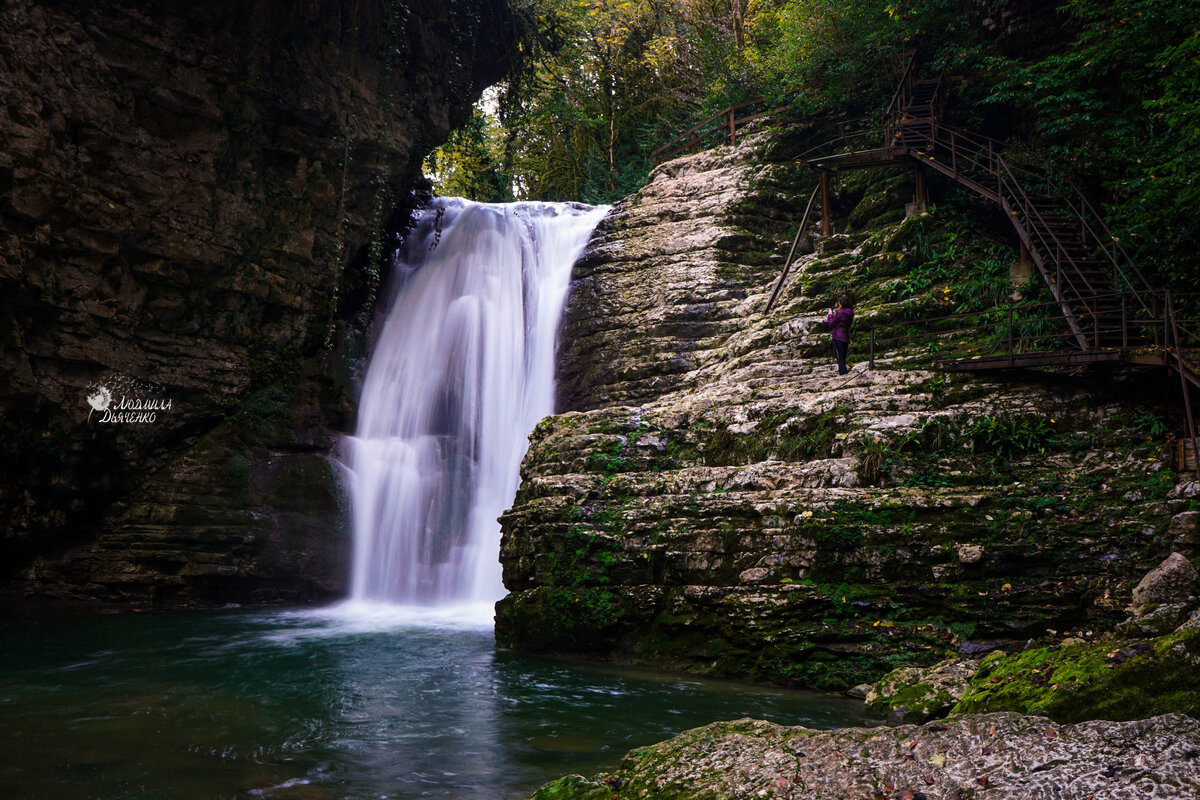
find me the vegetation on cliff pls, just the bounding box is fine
[439,0,1198,286]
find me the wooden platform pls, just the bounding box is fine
[937,347,1196,373]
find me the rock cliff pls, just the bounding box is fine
[496,128,1196,690]
[0,0,514,603]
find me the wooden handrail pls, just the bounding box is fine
[764,184,821,313]
[778,54,1198,414]
[652,98,772,164]
[652,81,824,165]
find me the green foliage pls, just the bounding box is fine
[974,0,1200,287]
[812,525,864,552]
[857,434,895,485]
[587,436,628,476]
[877,213,1015,315]
[498,0,702,203]
[489,0,1198,283]
[704,409,842,467]
[967,415,1056,460]
[897,414,1056,460]
[532,586,628,651]
[425,105,512,202]
[1129,410,1170,440]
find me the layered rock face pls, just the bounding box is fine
[530,713,1200,800]
[496,130,1195,689]
[0,0,513,603]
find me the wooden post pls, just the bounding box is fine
[1121,293,1128,348]
[914,164,927,204]
[1153,294,1161,347]
[1166,292,1200,479]
[1008,306,1014,367]
[820,171,831,237]
[729,108,736,146]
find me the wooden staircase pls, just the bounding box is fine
[798,58,1172,365]
[773,55,1200,474]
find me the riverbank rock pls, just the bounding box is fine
[951,616,1200,722]
[948,555,1200,722]
[497,126,1191,690]
[528,713,1200,800]
[865,657,981,723]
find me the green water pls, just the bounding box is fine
[0,608,873,799]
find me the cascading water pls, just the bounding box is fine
[340,198,606,618]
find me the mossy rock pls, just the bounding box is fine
[952,622,1200,722]
[527,775,610,800]
[864,657,978,723]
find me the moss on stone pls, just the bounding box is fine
[952,625,1200,722]
[526,775,610,800]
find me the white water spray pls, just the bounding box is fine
[339,198,605,621]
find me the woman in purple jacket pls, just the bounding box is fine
[826,295,855,375]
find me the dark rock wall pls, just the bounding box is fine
[0,0,514,603]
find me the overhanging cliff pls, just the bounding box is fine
[0,0,515,602]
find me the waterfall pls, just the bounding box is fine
[340,198,606,617]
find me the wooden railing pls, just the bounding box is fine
[882,51,919,147]
[864,291,1198,370]
[651,98,779,165]
[862,290,1200,475]
[774,56,1200,475]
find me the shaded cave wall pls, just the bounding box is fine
[0,0,515,604]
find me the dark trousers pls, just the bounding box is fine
[832,338,849,375]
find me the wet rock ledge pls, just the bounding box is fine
[529,713,1200,800]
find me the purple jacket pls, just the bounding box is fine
[827,307,854,342]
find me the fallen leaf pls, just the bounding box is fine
[922,774,936,785]
[928,753,946,768]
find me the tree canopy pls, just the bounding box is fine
[425,0,1199,285]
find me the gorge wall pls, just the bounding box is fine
[495,128,1198,690]
[0,0,515,604]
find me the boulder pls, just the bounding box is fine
[864,657,980,723]
[1132,552,1198,608]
